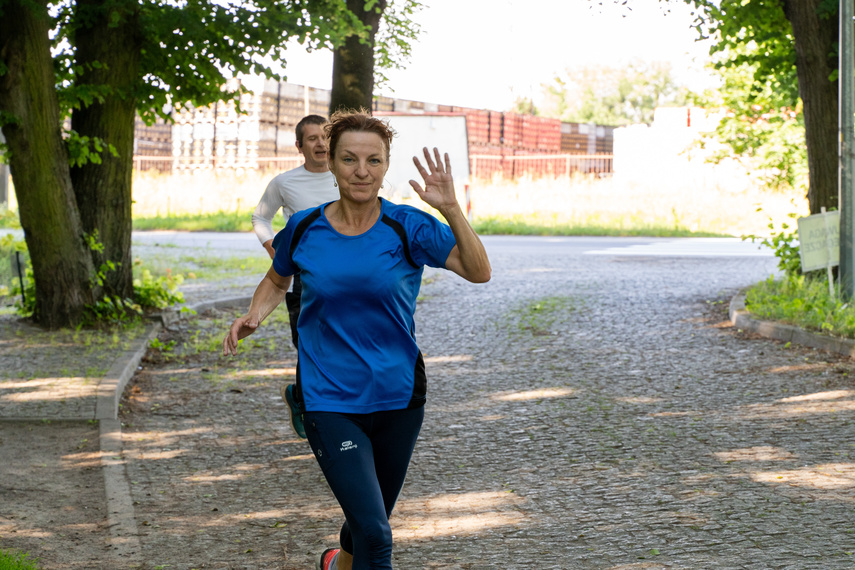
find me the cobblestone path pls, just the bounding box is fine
[120,236,855,569]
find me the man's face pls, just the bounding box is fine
[298,123,329,172]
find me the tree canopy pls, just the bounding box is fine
[684,0,837,212]
[0,0,417,328]
[538,60,689,126]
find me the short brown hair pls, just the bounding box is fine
[295,115,328,147]
[325,109,396,161]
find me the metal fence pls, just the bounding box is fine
[132,153,614,181]
[469,153,613,181]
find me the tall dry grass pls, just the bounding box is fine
[131,167,807,238]
[131,168,279,217]
[466,174,807,237]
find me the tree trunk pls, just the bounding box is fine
[70,0,141,300]
[782,0,839,214]
[0,0,95,328]
[329,0,387,114]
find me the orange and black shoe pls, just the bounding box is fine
[317,547,340,570]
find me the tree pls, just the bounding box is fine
[329,0,422,113]
[0,0,364,328]
[685,0,838,214]
[696,52,808,194]
[510,96,538,116]
[539,60,689,126]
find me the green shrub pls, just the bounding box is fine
[0,209,21,229]
[743,211,801,277]
[3,236,185,325]
[0,549,42,570]
[745,274,855,338]
[0,233,32,309]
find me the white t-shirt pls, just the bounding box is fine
[252,166,338,244]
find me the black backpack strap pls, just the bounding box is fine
[381,214,418,269]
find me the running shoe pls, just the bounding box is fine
[317,547,340,570]
[280,383,306,439]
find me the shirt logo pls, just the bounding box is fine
[340,440,358,452]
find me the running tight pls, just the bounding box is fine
[304,407,424,570]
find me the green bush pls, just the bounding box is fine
[0,233,31,308]
[3,236,185,325]
[0,209,22,230]
[0,549,41,570]
[743,211,801,277]
[745,274,855,338]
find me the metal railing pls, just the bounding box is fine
[470,153,613,181]
[132,153,614,180]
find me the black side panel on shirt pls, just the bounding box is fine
[380,214,419,269]
[407,351,427,409]
[294,360,305,413]
[289,207,323,264]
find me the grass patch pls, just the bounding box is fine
[126,252,268,284]
[472,214,728,237]
[0,549,41,570]
[745,274,855,338]
[0,321,147,380]
[177,255,269,280]
[505,296,580,336]
[133,210,253,232]
[130,210,729,238]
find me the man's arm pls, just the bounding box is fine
[252,176,285,259]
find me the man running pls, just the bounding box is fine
[252,114,338,439]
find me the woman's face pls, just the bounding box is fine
[329,131,389,205]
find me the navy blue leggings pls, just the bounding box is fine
[304,407,424,570]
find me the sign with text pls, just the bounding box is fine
[797,210,839,272]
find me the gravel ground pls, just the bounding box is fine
[118,238,854,569]
[2,236,854,569]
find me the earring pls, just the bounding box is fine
[334,181,338,187]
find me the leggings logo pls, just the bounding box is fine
[340,440,358,452]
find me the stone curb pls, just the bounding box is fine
[96,323,162,421]
[95,294,253,560]
[729,292,855,358]
[100,418,142,561]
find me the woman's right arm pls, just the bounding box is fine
[222,266,292,356]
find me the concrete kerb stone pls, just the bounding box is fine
[95,323,161,421]
[100,418,142,562]
[98,294,252,559]
[184,295,252,314]
[96,317,161,562]
[729,291,855,359]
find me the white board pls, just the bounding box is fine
[797,211,839,272]
[375,114,471,201]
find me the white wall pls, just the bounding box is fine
[612,106,749,194]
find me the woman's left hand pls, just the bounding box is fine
[409,147,458,213]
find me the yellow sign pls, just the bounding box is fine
[797,211,839,272]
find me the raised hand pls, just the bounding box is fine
[409,147,458,212]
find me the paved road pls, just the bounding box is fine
[408,235,851,568]
[131,232,775,258]
[113,235,855,569]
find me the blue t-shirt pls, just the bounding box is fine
[271,198,456,414]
